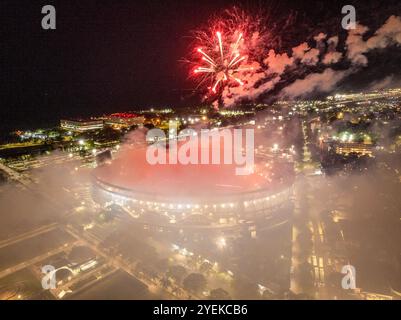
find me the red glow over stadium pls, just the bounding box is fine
[109,112,139,118]
[93,143,294,202]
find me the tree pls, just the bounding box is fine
[144,123,155,130]
[210,288,231,300]
[157,258,169,271]
[167,265,187,283]
[298,261,315,295]
[199,261,213,274]
[97,126,121,141]
[262,289,275,300]
[183,273,207,293]
[231,277,259,299]
[160,276,171,289]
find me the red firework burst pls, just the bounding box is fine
[193,31,253,93]
[189,8,268,96]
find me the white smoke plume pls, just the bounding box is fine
[292,42,310,60]
[300,48,320,66]
[314,32,327,43]
[264,50,294,75]
[368,74,401,90]
[221,15,401,106]
[322,36,343,64]
[366,15,401,50]
[346,15,401,66]
[280,68,350,98]
[345,23,370,65]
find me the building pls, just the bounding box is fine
[335,142,373,156]
[104,113,145,129]
[92,138,294,232]
[60,119,104,132]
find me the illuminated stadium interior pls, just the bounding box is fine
[92,141,295,228]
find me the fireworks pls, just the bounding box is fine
[188,8,270,97]
[187,7,296,106]
[193,31,253,94]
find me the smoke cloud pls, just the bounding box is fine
[368,74,401,90]
[280,68,350,98]
[221,15,401,106]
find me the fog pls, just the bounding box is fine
[0,122,400,299]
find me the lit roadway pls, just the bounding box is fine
[291,120,329,297]
[52,264,119,299]
[0,162,32,187]
[290,178,303,295]
[0,241,79,280]
[290,119,354,299]
[63,225,178,299]
[0,223,58,249]
[0,160,177,299]
[299,175,329,296]
[290,176,329,296]
[0,162,71,214]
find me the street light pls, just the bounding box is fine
[216,237,226,249]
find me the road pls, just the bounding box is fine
[0,241,79,280]
[63,225,178,299]
[0,223,58,249]
[53,264,119,299]
[290,119,330,297]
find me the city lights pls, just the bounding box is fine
[216,237,227,249]
[1,1,401,306]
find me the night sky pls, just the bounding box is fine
[1,0,401,131]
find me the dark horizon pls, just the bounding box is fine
[1,0,401,305]
[1,0,238,132]
[1,0,401,132]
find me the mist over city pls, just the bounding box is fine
[0,0,401,306]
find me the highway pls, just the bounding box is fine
[0,160,178,299]
[290,119,330,297]
[0,223,58,249]
[53,264,119,299]
[0,162,32,187]
[0,241,79,280]
[63,225,178,299]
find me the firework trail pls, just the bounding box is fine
[188,8,273,100]
[188,7,401,108]
[193,31,251,93]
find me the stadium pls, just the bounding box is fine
[92,139,295,229]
